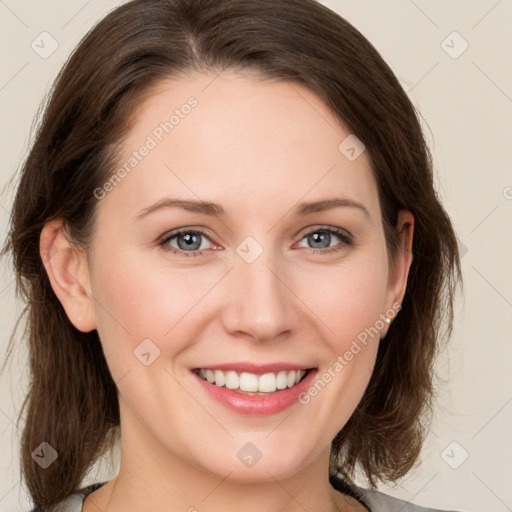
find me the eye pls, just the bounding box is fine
[295,227,353,254]
[159,229,215,257]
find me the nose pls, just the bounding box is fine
[219,248,299,344]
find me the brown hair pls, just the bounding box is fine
[2,0,462,507]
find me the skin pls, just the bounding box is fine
[41,70,414,512]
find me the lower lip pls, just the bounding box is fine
[192,369,318,416]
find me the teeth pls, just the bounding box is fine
[240,372,258,392]
[225,370,239,390]
[196,368,307,393]
[258,372,276,392]
[276,371,288,389]
[214,369,225,387]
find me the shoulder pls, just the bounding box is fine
[355,486,464,512]
[330,474,464,512]
[30,482,106,512]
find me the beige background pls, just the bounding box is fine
[1,0,511,510]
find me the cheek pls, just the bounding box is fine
[88,249,218,366]
[88,253,172,369]
[295,249,388,413]
[298,265,385,437]
[300,252,389,347]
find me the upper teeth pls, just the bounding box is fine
[197,369,307,393]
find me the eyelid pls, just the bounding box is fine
[159,227,218,249]
[294,224,353,243]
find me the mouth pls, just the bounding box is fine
[192,367,313,395]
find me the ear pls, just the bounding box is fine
[39,219,96,332]
[383,209,414,323]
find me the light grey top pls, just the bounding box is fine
[357,487,462,512]
[37,481,465,512]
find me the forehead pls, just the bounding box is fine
[98,70,379,223]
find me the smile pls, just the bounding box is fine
[194,368,309,394]
[191,363,318,415]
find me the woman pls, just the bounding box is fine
[3,0,463,510]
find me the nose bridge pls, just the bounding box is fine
[221,240,296,341]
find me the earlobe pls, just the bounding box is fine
[40,219,96,332]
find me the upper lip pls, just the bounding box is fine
[192,362,315,375]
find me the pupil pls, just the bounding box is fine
[309,231,329,249]
[179,233,200,250]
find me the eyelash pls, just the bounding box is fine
[159,226,353,258]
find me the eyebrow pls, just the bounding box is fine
[134,197,371,222]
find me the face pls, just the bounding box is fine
[54,71,412,483]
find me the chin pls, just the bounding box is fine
[189,435,320,484]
